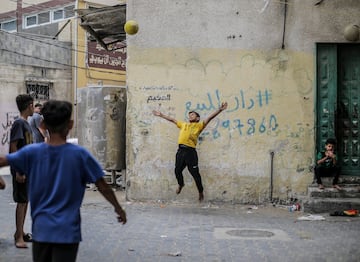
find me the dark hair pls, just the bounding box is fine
[41,100,72,133]
[34,103,42,108]
[188,111,200,118]
[325,138,336,146]
[16,94,33,112]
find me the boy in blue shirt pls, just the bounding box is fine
[0,100,127,262]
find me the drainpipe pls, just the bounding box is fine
[270,151,275,202]
[281,0,287,49]
[73,0,79,137]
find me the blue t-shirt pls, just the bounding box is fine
[7,143,104,243]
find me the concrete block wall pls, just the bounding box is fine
[0,30,72,154]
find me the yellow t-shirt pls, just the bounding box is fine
[176,121,205,148]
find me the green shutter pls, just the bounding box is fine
[316,44,337,152]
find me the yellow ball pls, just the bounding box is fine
[124,20,139,35]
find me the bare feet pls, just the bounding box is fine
[199,192,204,202]
[318,184,324,190]
[333,184,342,190]
[14,237,27,248]
[176,186,183,195]
[15,241,28,248]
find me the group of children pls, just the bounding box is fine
[0,94,342,261]
[0,95,126,262]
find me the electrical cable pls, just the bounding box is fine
[0,48,126,77]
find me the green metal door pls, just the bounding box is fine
[316,44,338,152]
[316,44,360,176]
[337,44,360,175]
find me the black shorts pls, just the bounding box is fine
[33,242,79,262]
[12,174,28,203]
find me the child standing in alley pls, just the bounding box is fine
[0,100,127,262]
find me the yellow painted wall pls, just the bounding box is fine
[126,46,314,203]
[124,0,360,203]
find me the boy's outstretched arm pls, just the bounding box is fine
[0,156,9,168]
[153,110,177,124]
[95,178,127,224]
[0,156,8,189]
[203,102,228,127]
[0,176,5,190]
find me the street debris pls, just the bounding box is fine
[297,214,325,221]
[288,203,301,212]
[167,251,182,257]
[330,209,359,216]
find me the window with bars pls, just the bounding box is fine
[26,81,51,100]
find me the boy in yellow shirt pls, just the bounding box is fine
[153,102,228,201]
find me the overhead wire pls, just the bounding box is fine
[0,47,126,76]
[1,1,128,80]
[0,29,126,61]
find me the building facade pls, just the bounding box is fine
[1,0,359,204]
[0,0,126,159]
[125,0,360,203]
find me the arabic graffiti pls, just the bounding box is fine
[147,94,171,103]
[141,85,177,91]
[87,42,126,70]
[184,88,278,139]
[1,112,18,146]
[185,89,272,113]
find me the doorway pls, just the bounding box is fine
[316,43,360,176]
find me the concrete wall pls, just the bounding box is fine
[77,86,127,170]
[125,0,360,203]
[0,31,72,154]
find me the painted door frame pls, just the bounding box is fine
[316,43,360,176]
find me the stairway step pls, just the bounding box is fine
[319,176,360,184]
[339,176,360,184]
[308,185,360,198]
[302,197,360,214]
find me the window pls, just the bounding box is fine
[38,11,50,25]
[0,20,16,32]
[25,15,37,27]
[52,5,75,21]
[53,9,64,21]
[64,5,75,18]
[26,81,51,100]
[24,5,75,28]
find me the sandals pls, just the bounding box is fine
[14,233,30,249]
[15,241,28,248]
[23,233,32,242]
